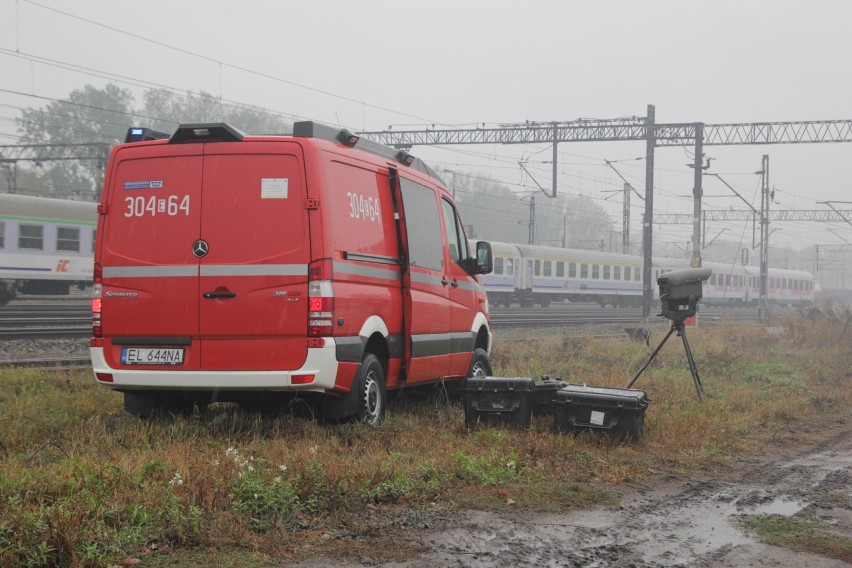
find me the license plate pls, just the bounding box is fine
[121,347,184,366]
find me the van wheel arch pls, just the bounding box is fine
[321,334,389,425]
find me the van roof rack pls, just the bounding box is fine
[125,127,170,143]
[293,121,439,177]
[170,123,245,144]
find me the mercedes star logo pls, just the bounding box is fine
[192,239,209,258]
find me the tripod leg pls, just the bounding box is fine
[626,325,677,388]
[679,328,703,400]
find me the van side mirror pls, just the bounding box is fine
[474,241,493,275]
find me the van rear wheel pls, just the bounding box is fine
[356,354,386,426]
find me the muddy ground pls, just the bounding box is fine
[289,421,851,567]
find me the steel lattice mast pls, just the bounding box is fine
[361,111,852,318]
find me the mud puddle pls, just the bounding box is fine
[382,429,852,567]
[287,426,851,567]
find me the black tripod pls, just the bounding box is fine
[626,319,703,400]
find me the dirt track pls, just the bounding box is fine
[290,421,851,567]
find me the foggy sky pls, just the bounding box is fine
[1,0,851,253]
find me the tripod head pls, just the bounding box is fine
[657,267,712,322]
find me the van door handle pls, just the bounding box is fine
[441,278,450,286]
[450,280,459,288]
[203,292,237,299]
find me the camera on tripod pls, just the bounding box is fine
[657,267,712,322]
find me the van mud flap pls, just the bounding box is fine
[321,387,359,422]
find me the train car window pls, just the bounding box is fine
[92,229,97,253]
[603,265,610,280]
[556,262,564,277]
[592,264,600,279]
[569,263,576,278]
[506,258,514,276]
[494,257,504,275]
[624,266,630,280]
[725,274,731,286]
[57,226,81,252]
[580,264,588,279]
[0,221,4,248]
[634,268,640,282]
[614,266,621,280]
[19,224,44,251]
[534,259,541,276]
[543,261,552,277]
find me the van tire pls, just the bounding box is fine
[467,348,492,379]
[355,354,387,426]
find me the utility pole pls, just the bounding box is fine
[551,122,558,198]
[602,160,642,255]
[528,196,536,245]
[623,182,631,253]
[689,124,705,268]
[758,155,771,321]
[642,104,656,320]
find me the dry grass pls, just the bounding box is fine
[1,315,850,567]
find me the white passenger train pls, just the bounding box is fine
[0,194,97,305]
[479,240,815,308]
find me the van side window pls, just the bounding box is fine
[400,178,444,271]
[440,198,467,266]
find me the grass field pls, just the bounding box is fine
[1,314,850,567]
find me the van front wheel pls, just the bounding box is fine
[467,348,493,378]
[356,354,386,426]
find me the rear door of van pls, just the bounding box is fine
[99,139,310,372]
[99,143,203,370]
[197,143,309,370]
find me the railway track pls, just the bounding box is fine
[0,296,801,340]
[0,357,91,370]
[0,295,91,339]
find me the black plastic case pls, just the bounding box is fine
[552,384,650,441]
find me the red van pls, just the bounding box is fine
[90,122,493,424]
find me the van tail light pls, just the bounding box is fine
[308,259,334,337]
[92,263,103,338]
